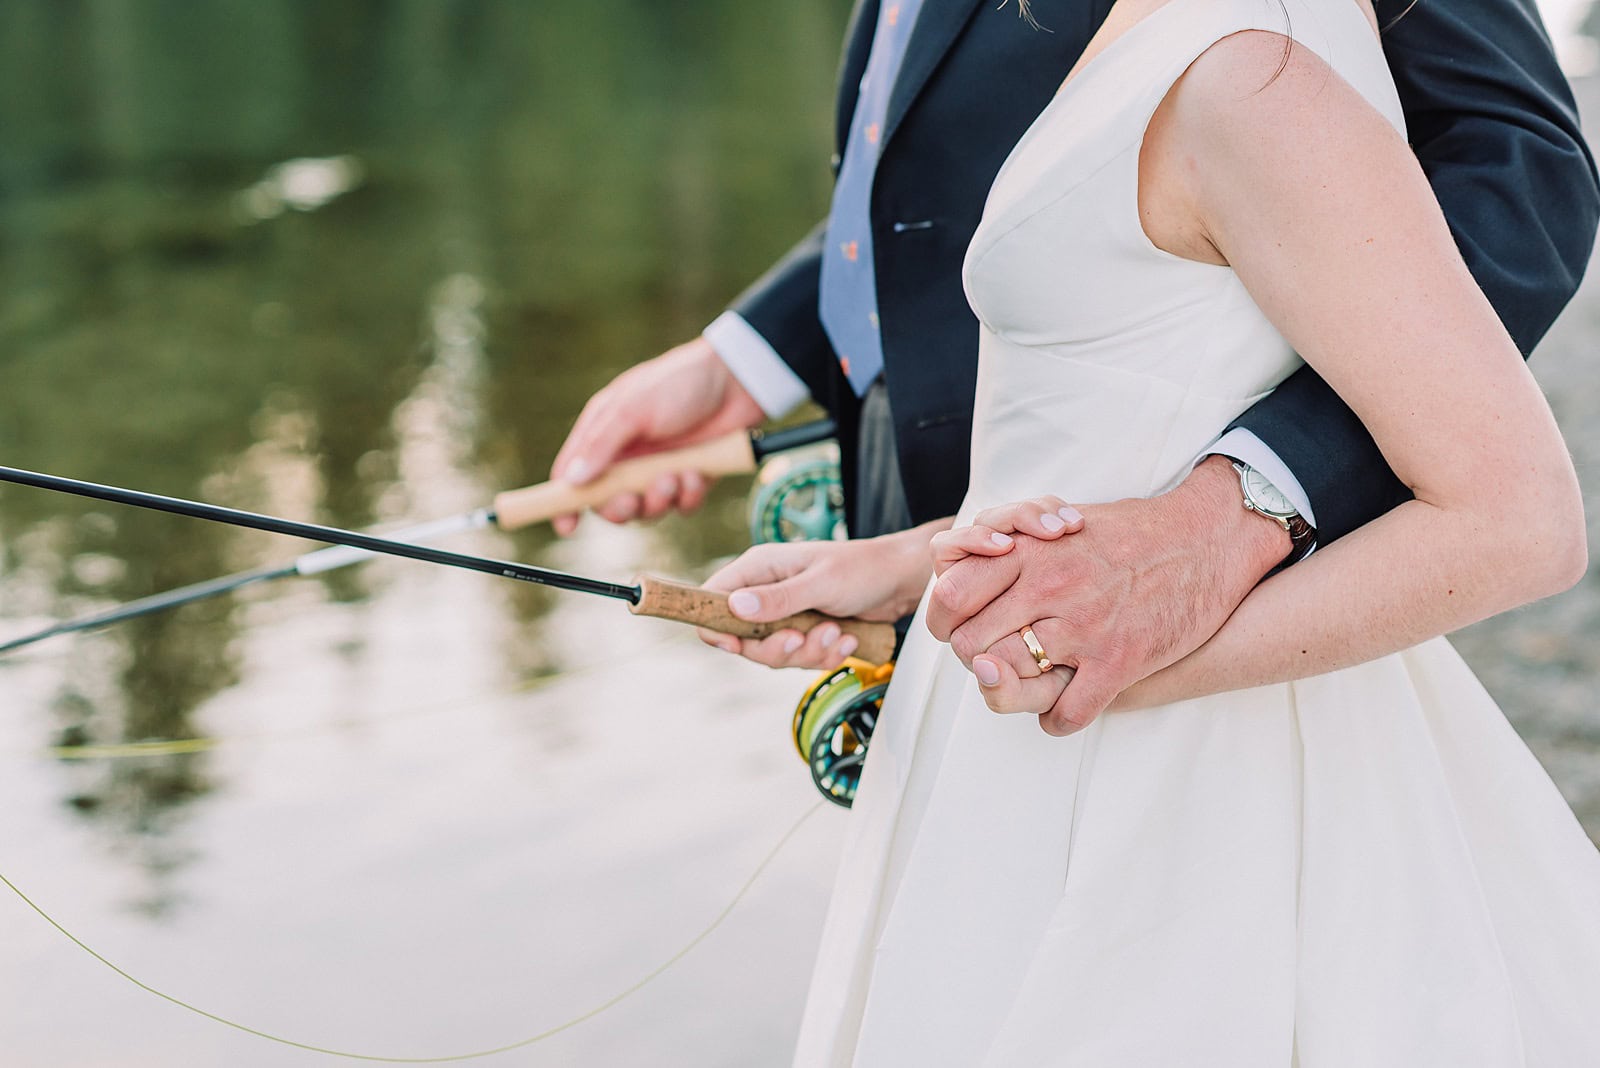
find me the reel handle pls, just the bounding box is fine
[631,576,898,665]
[493,431,759,531]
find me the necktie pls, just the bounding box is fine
[819,0,926,396]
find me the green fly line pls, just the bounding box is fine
[17,632,821,1058]
[1,800,825,1062]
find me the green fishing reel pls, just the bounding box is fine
[792,658,894,808]
[748,443,845,544]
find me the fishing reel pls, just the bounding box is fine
[748,442,845,544]
[792,657,894,808]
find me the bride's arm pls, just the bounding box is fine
[977,30,1586,729]
[1125,30,1585,705]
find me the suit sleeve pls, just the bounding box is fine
[1228,0,1600,544]
[727,220,842,405]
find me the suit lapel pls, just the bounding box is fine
[883,0,987,147]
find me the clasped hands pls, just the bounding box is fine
[699,460,1279,736]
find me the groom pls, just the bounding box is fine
[550,0,1597,718]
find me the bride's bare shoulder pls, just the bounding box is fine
[1159,25,1394,160]
[1140,24,1408,263]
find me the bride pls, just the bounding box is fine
[701,0,1600,1063]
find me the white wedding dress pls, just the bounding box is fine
[793,0,1600,1064]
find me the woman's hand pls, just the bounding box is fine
[930,497,1091,733]
[930,497,1083,577]
[968,653,1079,734]
[696,520,951,669]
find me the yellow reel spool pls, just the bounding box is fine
[791,658,894,808]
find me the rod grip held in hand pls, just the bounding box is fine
[630,576,899,665]
[493,431,759,531]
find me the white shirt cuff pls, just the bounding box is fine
[703,312,811,419]
[1207,427,1318,530]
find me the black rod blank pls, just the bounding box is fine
[751,417,837,461]
[0,466,641,604]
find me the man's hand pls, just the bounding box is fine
[549,336,766,535]
[924,457,1292,736]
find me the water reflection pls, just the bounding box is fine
[2,1,1596,1062]
[0,0,845,883]
[1550,0,1600,75]
[236,155,366,221]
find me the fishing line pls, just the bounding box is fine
[51,737,219,760]
[1,800,826,1063]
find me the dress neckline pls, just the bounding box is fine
[1053,0,1195,102]
[981,0,1200,219]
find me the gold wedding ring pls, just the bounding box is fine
[1020,626,1052,672]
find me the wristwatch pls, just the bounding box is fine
[1228,460,1316,567]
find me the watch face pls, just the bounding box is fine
[1243,467,1296,518]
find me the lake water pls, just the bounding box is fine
[2,3,1598,1065]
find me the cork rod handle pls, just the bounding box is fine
[492,431,759,531]
[630,576,898,665]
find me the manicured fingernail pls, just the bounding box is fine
[653,473,676,495]
[718,637,740,653]
[990,531,1013,547]
[838,635,859,657]
[782,634,803,654]
[1040,513,1065,532]
[974,657,1001,686]
[564,459,591,484]
[818,623,841,647]
[1058,505,1082,524]
[728,591,760,618]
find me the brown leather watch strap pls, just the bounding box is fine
[1282,512,1316,566]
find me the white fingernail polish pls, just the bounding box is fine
[838,636,859,657]
[1040,513,1065,532]
[565,459,591,484]
[782,635,803,654]
[728,591,760,618]
[1058,505,1083,523]
[990,531,1013,547]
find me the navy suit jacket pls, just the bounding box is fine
[730,0,1599,541]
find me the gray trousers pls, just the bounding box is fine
[855,378,914,539]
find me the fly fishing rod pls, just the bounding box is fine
[0,452,897,663]
[0,419,837,655]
